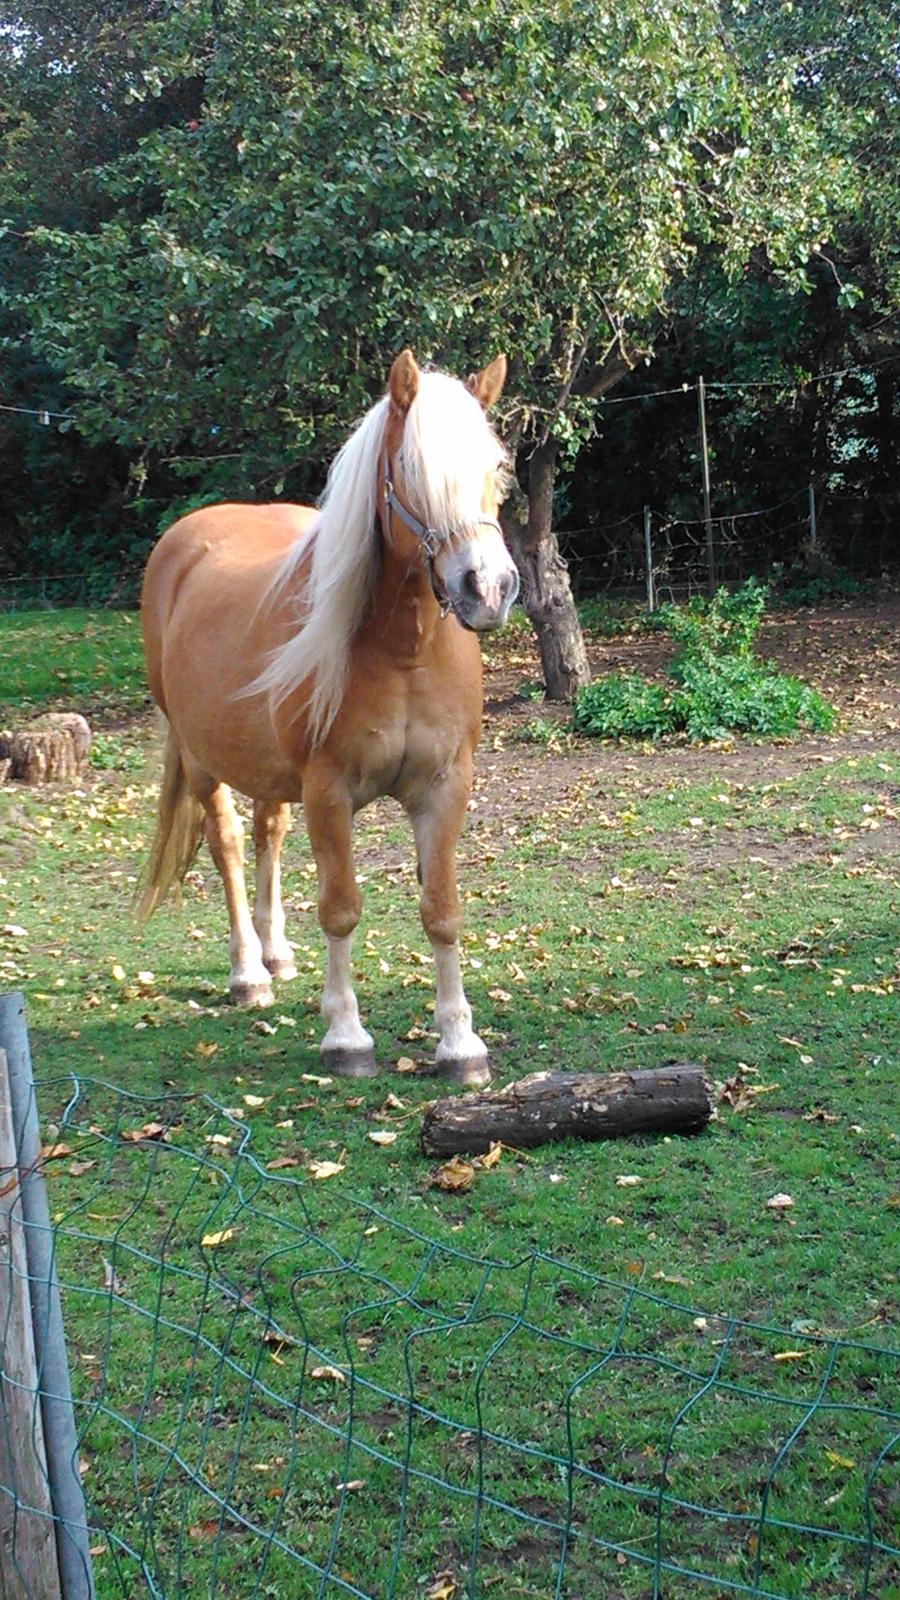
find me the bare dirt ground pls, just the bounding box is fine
[474,597,900,829]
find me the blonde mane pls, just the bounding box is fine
[252,370,507,745]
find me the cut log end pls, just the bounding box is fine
[420,1064,712,1157]
[0,713,92,784]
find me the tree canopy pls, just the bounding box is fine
[1,0,897,673]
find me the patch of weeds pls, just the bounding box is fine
[89,732,146,773]
[576,595,649,637]
[516,678,545,702]
[516,716,566,747]
[571,674,671,740]
[573,580,835,742]
[769,555,872,608]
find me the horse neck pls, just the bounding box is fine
[365,541,444,663]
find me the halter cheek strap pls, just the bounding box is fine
[381,460,503,620]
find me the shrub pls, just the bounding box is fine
[572,580,835,743]
[571,673,674,739]
[660,576,767,673]
[769,557,870,607]
[671,655,835,741]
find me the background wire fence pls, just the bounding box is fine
[3,1074,899,1599]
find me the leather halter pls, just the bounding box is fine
[381,458,503,619]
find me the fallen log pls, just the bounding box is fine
[420,1064,712,1156]
[0,713,91,784]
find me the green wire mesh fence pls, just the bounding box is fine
[2,1072,898,1600]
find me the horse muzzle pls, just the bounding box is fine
[438,535,520,631]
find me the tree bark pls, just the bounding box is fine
[501,440,591,701]
[421,1065,711,1156]
[0,714,91,784]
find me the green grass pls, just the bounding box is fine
[0,609,148,721]
[0,610,897,1598]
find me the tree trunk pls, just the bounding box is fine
[421,1065,712,1156]
[501,439,591,701]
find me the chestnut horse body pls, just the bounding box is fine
[139,351,517,1085]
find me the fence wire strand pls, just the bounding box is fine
[2,1074,898,1599]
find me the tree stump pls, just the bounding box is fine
[420,1064,712,1156]
[0,714,91,784]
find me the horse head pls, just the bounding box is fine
[381,349,520,631]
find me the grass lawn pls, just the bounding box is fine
[0,602,897,1599]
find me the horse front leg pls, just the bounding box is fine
[303,767,377,1078]
[252,800,297,981]
[410,763,491,1089]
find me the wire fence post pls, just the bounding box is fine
[0,994,94,1600]
[643,506,655,612]
[697,376,715,595]
[1,1048,63,1600]
[808,480,818,551]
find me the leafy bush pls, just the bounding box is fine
[671,655,834,741]
[572,580,835,743]
[571,674,673,739]
[659,576,767,671]
[576,596,649,637]
[769,557,870,607]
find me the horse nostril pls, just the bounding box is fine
[463,568,482,600]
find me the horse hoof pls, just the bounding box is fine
[433,1057,492,1090]
[321,1047,379,1079]
[265,957,298,982]
[229,980,275,1008]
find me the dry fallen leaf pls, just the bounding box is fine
[68,1159,97,1178]
[243,1093,266,1108]
[266,1156,302,1170]
[426,1574,457,1600]
[194,1041,218,1059]
[307,1158,345,1180]
[367,1130,398,1146]
[476,1142,503,1171]
[200,1228,235,1248]
[40,1141,73,1161]
[310,1364,346,1384]
[395,1057,418,1074]
[120,1122,169,1144]
[336,1479,365,1493]
[773,1350,806,1363]
[432,1156,474,1193]
[188,1521,218,1542]
[616,1174,642,1188]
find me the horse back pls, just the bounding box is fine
[141,502,315,707]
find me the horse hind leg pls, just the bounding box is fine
[252,800,297,981]
[200,779,274,1007]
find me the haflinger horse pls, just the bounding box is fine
[139,350,518,1088]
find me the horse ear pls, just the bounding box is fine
[466,354,507,410]
[389,349,420,412]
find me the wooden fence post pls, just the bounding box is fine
[643,505,656,612]
[0,995,94,1600]
[697,376,716,595]
[0,1047,62,1599]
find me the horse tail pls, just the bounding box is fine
[136,720,205,921]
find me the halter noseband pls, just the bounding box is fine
[381,459,503,620]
